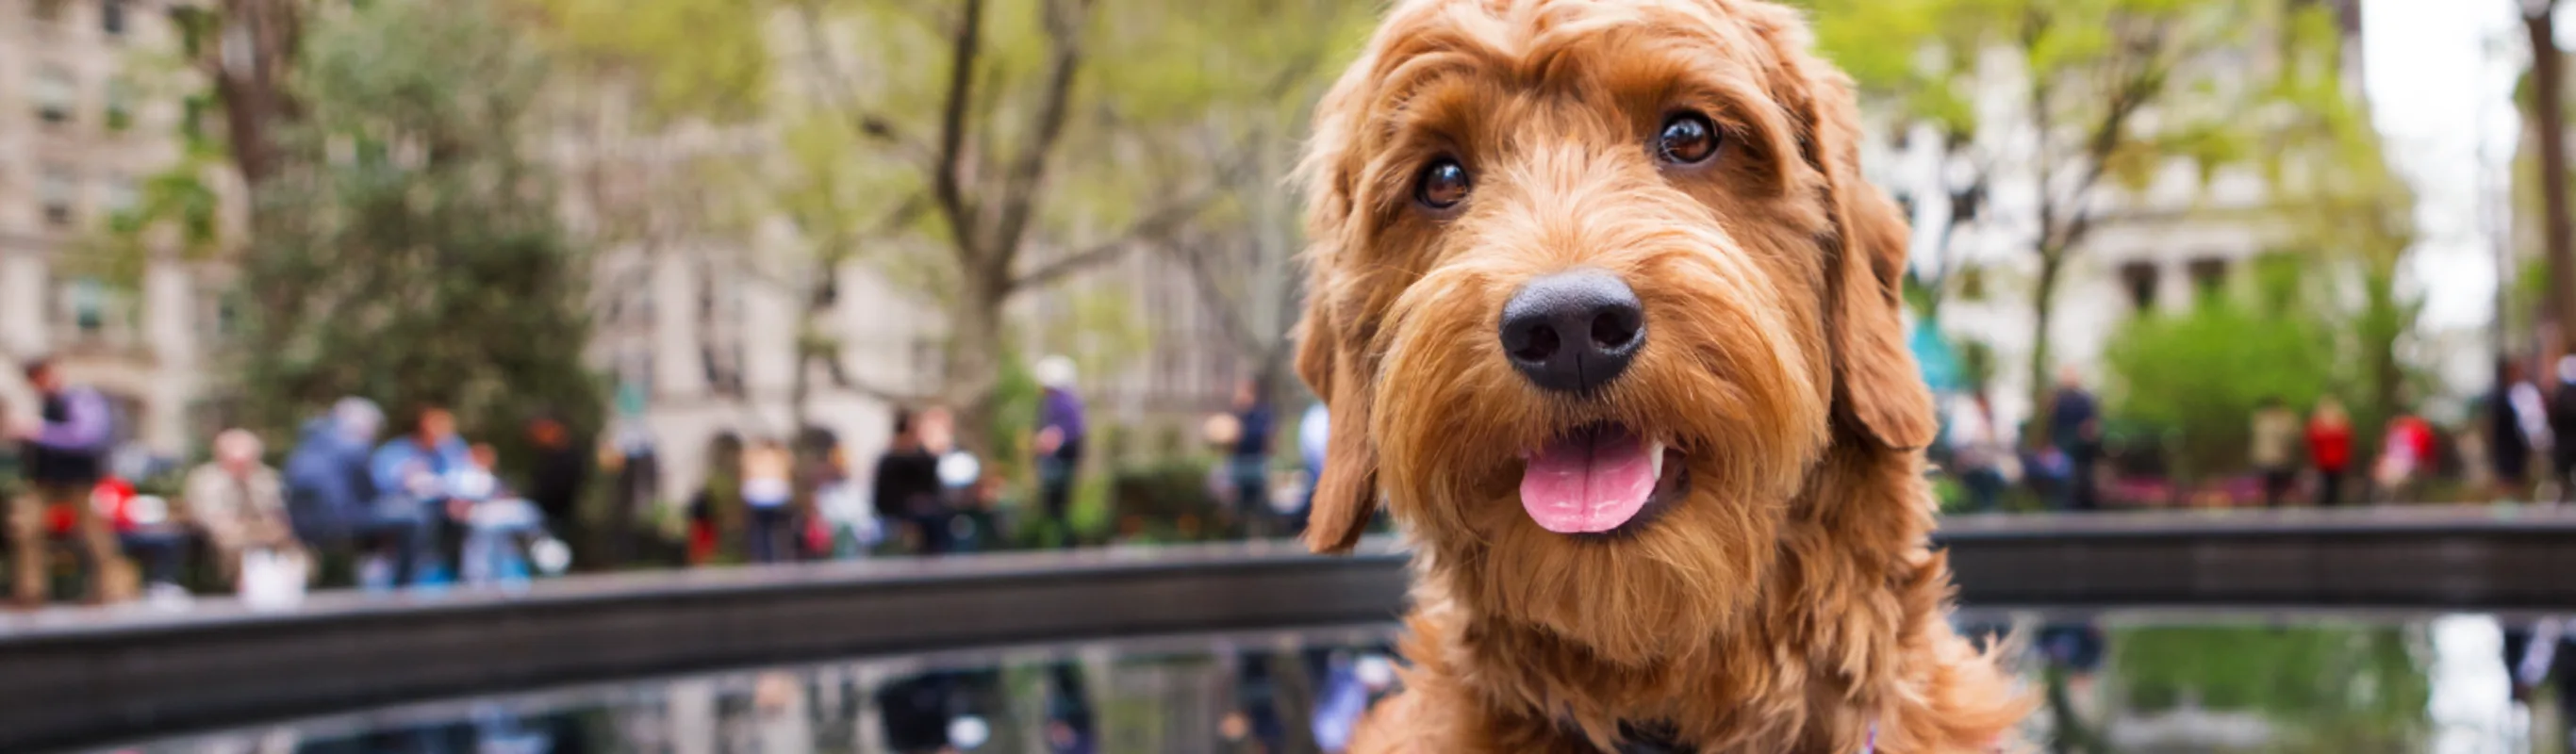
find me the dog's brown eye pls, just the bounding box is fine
[1416,158,1470,209]
[1656,114,1719,165]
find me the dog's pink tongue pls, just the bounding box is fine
[1519,427,1657,533]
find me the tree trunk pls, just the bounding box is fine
[2531,4,2574,349]
[948,273,1011,457]
[216,0,300,191]
[2026,249,2068,445]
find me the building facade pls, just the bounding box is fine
[0,0,221,459]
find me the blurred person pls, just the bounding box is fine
[2045,366,2104,511]
[186,429,305,591]
[597,418,659,568]
[1043,663,1097,754]
[1227,377,1279,537]
[741,439,796,564]
[1947,393,2010,513]
[0,396,14,484]
[814,445,880,558]
[370,404,471,588]
[2550,355,2576,502]
[2250,396,2300,508]
[522,415,588,553]
[2494,360,2550,500]
[2306,396,2353,506]
[945,474,1008,554]
[8,356,132,606]
[283,398,383,552]
[455,442,550,588]
[97,475,189,605]
[1032,355,1086,548]
[2374,407,2436,502]
[2504,618,2576,751]
[1296,400,1329,533]
[685,484,719,566]
[874,409,949,555]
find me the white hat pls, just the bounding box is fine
[1034,355,1077,390]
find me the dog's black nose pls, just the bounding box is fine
[1499,270,1643,395]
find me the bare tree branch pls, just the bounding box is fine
[792,1,936,167]
[932,0,986,260]
[1006,192,1215,291]
[990,0,1094,272]
[1161,236,1264,352]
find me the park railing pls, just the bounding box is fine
[6,505,2576,751]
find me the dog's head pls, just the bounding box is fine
[1296,0,1932,662]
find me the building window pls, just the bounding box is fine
[66,277,107,336]
[2118,261,2159,311]
[2187,257,2229,300]
[35,67,76,124]
[41,168,77,227]
[104,174,138,216]
[199,286,239,342]
[103,0,128,37]
[105,79,134,131]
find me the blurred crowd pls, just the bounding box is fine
[1929,359,2576,513]
[0,351,1346,610]
[2,355,585,608]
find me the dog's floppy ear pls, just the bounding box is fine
[1294,298,1380,554]
[1778,31,1939,451]
[1292,65,1383,554]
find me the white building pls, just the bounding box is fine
[0,0,223,456]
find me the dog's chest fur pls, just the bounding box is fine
[1362,586,1890,754]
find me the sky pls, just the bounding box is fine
[2361,0,2522,334]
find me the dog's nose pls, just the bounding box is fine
[1498,270,1644,395]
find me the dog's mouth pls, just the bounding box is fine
[1517,422,1690,535]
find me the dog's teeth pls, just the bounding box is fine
[1649,441,1666,479]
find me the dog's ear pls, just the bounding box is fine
[1777,31,1939,451]
[1293,298,1380,554]
[1292,67,1384,555]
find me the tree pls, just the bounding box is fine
[1808,0,2332,421]
[2260,18,2420,443]
[171,0,307,193]
[526,0,1358,451]
[86,1,311,287]
[780,0,1262,449]
[2529,0,2575,348]
[234,0,602,447]
[2100,274,2337,485]
[2096,6,2418,484]
[1108,0,1375,402]
[1802,0,1992,320]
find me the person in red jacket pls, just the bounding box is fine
[2375,410,2436,503]
[2306,397,2353,506]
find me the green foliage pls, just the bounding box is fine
[986,353,1041,482]
[86,19,236,285]
[1108,456,1220,541]
[234,0,603,450]
[2101,295,2336,480]
[516,0,771,123]
[2112,624,2431,749]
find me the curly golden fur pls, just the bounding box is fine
[1291,0,2033,750]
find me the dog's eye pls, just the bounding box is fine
[1415,158,1471,210]
[1656,113,1720,165]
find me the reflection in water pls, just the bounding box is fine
[111,615,2561,754]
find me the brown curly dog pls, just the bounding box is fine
[1291,0,2032,751]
